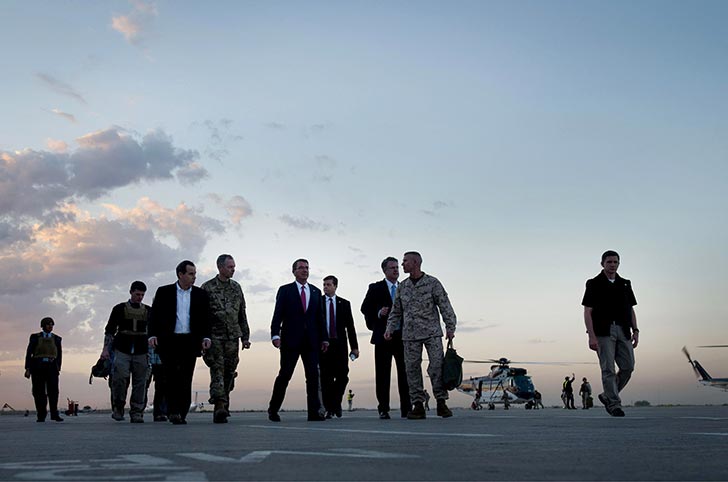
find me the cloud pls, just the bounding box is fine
[245,283,274,295]
[49,108,77,123]
[177,162,209,184]
[193,119,244,162]
[46,139,68,152]
[225,196,253,225]
[279,214,330,232]
[0,127,203,218]
[0,199,225,356]
[265,122,285,130]
[35,73,86,104]
[421,200,453,217]
[103,197,224,254]
[112,0,157,47]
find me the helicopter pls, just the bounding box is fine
[457,358,541,410]
[682,346,728,391]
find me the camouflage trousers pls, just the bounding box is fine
[403,336,448,404]
[203,338,239,404]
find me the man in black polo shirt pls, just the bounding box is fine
[582,250,639,417]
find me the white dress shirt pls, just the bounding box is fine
[175,282,192,334]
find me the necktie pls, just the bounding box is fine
[390,283,396,302]
[300,285,307,312]
[328,298,336,338]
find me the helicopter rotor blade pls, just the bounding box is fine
[697,345,728,348]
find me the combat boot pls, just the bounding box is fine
[436,399,453,418]
[111,407,124,421]
[406,402,426,420]
[213,400,228,423]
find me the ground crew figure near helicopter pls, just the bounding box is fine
[563,373,576,409]
[582,250,639,418]
[347,389,355,411]
[579,377,592,409]
[384,251,457,420]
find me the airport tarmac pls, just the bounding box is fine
[1,405,726,481]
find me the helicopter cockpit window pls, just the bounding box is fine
[513,375,534,392]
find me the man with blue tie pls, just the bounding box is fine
[268,259,329,422]
[361,257,410,419]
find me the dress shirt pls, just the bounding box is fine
[175,282,192,334]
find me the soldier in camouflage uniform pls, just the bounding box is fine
[385,251,456,419]
[201,254,251,423]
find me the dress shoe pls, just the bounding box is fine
[50,414,64,422]
[610,407,625,417]
[407,402,426,420]
[153,415,168,422]
[325,411,333,419]
[268,411,281,422]
[335,408,342,418]
[111,409,125,421]
[36,418,46,423]
[168,414,182,424]
[379,412,391,420]
[436,400,453,418]
[307,413,326,421]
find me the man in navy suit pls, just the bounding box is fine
[361,257,410,419]
[268,258,329,422]
[319,275,359,418]
[148,260,212,425]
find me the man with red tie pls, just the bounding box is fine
[268,259,329,422]
[319,275,359,418]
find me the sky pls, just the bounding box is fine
[1,0,727,412]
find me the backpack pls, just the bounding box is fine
[89,357,111,384]
[442,339,464,391]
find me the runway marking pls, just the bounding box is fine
[680,417,728,421]
[0,456,206,481]
[245,424,500,437]
[688,432,728,436]
[179,449,416,463]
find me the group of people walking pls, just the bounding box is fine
[24,249,638,422]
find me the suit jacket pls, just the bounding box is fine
[271,282,327,350]
[323,295,359,352]
[361,279,400,345]
[148,283,212,356]
[25,332,62,373]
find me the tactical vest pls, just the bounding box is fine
[33,336,58,359]
[118,302,149,336]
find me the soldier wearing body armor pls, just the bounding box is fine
[202,254,251,423]
[102,281,151,423]
[24,317,64,422]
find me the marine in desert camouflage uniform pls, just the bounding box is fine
[385,251,456,419]
[201,254,251,423]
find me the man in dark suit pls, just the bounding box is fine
[24,317,64,422]
[268,258,329,422]
[148,260,212,425]
[319,275,359,418]
[361,256,410,419]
